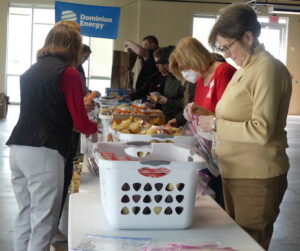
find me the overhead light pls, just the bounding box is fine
[272,7,300,15]
[267,6,274,13]
[249,2,300,15]
[254,5,274,14]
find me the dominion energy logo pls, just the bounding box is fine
[60,10,112,30]
[61,10,77,22]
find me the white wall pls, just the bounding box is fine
[0,0,136,93]
[1,0,300,114]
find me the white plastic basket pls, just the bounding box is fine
[93,142,206,229]
[116,131,196,146]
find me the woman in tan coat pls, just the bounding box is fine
[197,3,292,250]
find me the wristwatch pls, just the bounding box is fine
[211,117,217,131]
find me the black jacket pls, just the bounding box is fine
[6,56,73,158]
[175,82,196,127]
[162,74,184,121]
[135,49,158,90]
[130,71,165,101]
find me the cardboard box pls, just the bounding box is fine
[111,50,137,89]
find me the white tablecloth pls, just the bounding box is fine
[68,189,264,251]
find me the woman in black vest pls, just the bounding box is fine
[6,21,98,251]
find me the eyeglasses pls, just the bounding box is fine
[217,39,238,55]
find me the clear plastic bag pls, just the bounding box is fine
[181,117,219,178]
[197,170,211,197]
[141,242,238,251]
[71,234,152,251]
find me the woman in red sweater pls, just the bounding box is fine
[6,21,98,251]
[170,37,236,114]
[169,37,236,207]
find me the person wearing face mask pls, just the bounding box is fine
[197,3,292,250]
[169,37,236,208]
[167,52,226,128]
[170,37,236,117]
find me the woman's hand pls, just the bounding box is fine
[167,118,177,126]
[198,115,216,132]
[144,101,154,108]
[157,95,168,104]
[84,101,95,113]
[183,102,199,121]
[184,102,214,121]
[90,133,98,143]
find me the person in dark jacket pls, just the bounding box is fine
[77,44,91,95]
[6,21,98,251]
[124,35,159,90]
[167,81,196,127]
[147,46,184,121]
[129,47,166,102]
[59,43,93,225]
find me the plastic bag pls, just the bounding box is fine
[71,234,151,251]
[141,242,238,251]
[181,117,219,177]
[197,170,211,197]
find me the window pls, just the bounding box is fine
[193,14,288,67]
[82,37,113,96]
[7,7,54,103]
[192,14,217,51]
[258,17,288,64]
[6,5,113,103]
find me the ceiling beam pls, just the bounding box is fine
[148,0,300,8]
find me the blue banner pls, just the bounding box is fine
[55,1,120,39]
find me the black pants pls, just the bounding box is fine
[202,168,224,209]
[59,131,80,218]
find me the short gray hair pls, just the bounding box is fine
[209,3,261,48]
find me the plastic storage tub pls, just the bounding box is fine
[93,142,206,229]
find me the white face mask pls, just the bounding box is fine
[181,70,201,83]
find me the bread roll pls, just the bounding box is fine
[129,122,141,133]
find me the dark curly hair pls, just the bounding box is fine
[143,35,159,47]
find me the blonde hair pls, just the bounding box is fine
[169,37,214,81]
[58,20,81,32]
[37,21,82,66]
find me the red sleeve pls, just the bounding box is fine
[215,63,236,101]
[60,67,97,135]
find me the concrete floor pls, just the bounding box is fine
[0,105,68,251]
[0,105,300,251]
